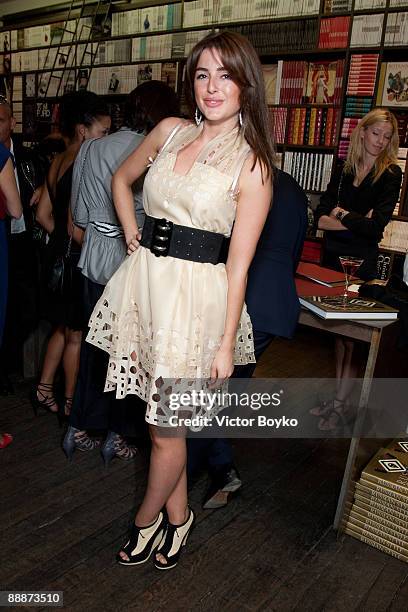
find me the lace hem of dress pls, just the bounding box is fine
[86,297,255,414]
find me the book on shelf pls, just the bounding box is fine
[296,262,351,287]
[318,16,350,48]
[283,152,334,193]
[303,60,344,105]
[269,107,287,145]
[262,63,281,105]
[354,0,386,7]
[344,524,408,563]
[299,295,399,319]
[377,62,408,108]
[384,11,408,46]
[361,447,408,497]
[235,19,319,54]
[323,0,352,12]
[347,55,379,97]
[350,14,384,47]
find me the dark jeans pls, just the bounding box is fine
[187,330,275,479]
[69,277,145,436]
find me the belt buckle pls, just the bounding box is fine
[151,217,173,257]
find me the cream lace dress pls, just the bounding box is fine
[86,122,255,426]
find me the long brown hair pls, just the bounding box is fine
[344,108,399,183]
[185,31,275,181]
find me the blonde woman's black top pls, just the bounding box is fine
[315,161,402,279]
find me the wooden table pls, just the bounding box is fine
[298,309,397,531]
[295,275,402,532]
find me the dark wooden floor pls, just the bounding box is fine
[1,327,407,612]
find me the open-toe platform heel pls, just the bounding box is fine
[30,382,60,423]
[154,507,195,571]
[116,511,166,566]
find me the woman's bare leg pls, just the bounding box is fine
[63,328,82,414]
[36,325,65,411]
[119,426,188,562]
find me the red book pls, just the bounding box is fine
[296,262,354,288]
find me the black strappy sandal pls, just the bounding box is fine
[154,507,195,571]
[116,511,166,566]
[30,382,62,425]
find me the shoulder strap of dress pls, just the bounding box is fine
[159,122,185,155]
[230,146,252,195]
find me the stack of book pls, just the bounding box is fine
[345,441,408,563]
[344,96,372,118]
[379,219,408,253]
[347,54,379,97]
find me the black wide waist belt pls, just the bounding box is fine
[140,215,230,264]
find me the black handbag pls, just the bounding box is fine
[46,144,89,296]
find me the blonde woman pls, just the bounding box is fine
[314,108,402,431]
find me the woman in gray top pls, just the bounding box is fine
[63,81,180,462]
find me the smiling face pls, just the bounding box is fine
[194,48,241,128]
[361,120,393,159]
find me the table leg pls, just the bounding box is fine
[333,327,383,532]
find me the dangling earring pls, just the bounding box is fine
[195,107,202,126]
[239,110,243,128]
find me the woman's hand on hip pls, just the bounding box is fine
[126,231,141,255]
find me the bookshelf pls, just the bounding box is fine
[1,0,407,256]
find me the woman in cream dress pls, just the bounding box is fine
[87,31,274,570]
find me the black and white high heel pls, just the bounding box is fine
[116,511,166,566]
[154,507,195,571]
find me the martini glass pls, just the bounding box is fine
[338,256,364,305]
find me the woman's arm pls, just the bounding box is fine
[0,158,22,219]
[337,166,402,240]
[35,179,54,234]
[36,155,61,234]
[112,117,182,253]
[315,163,348,231]
[67,206,84,245]
[211,156,272,380]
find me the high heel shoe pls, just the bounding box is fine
[154,507,195,571]
[116,511,166,566]
[30,382,59,417]
[100,431,138,467]
[62,425,101,461]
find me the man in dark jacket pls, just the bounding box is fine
[0,97,46,390]
[187,168,308,507]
